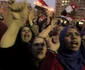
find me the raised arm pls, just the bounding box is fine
[38,18,57,38]
[40,31,60,70]
[1,20,22,48]
[5,0,15,27]
[0,0,28,48]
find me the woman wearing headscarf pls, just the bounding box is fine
[40,25,85,70]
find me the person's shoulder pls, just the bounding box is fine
[82,65,85,70]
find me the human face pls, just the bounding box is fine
[31,37,47,60]
[21,27,32,43]
[64,28,81,51]
[81,35,85,47]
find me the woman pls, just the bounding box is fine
[16,24,33,47]
[40,25,85,70]
[0,1,40,70]
[0,23,34,70]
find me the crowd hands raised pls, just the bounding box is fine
[0,0,85,70]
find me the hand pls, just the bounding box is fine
[50,18,58,29]
[8,0,28,26]
[47,35,60,53]
[45,9,54,17]
[28,9,38,26]
[8,0,15,5]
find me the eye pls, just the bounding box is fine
[22,30,26,32]
[65,33,71,37]
[75,32,80,36]
[33,43,45,46]
[41,43,45,46]
[33,43,39,46]
[28,30,31,32]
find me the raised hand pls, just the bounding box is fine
[28,9,38,26]
[8,0,15,5]
[8,0,28,27]
[47,35,60,53]
[45,9,54,18]
[50,18,58,29]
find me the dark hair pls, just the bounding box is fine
[16,23,34,43]
[75,21,84,31]
[28,36,47,52]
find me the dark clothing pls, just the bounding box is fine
[0,21,7,40]
[0,36,40,70]
[0,41,30,70]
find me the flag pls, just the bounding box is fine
[34,0,48,10]
[38,0,48,6]
[61,2,78,16]
[81,18,85,22]
[65,14,75,21]
[65,2,78,13]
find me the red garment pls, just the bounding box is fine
[40,51,85,70]
[0,21,7,40]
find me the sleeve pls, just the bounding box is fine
[40,51,59,70]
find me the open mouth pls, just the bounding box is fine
[24,35,29,38]
[71,41,78,46]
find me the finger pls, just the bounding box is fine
[48,37,53,46]
[8,0,15,5]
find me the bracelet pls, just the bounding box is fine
[48,48,57,54]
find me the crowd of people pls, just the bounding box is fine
[0,0,85,70]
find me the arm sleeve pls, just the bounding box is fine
[40,51,59,70]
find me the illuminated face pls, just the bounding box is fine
[81,35,85,47]
[64,28,81,51]
[21,27,32,43]
[31,37,47,60]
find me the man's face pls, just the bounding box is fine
[31,37,47,60]
[64,28,81,51]
[21,27,32,43]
